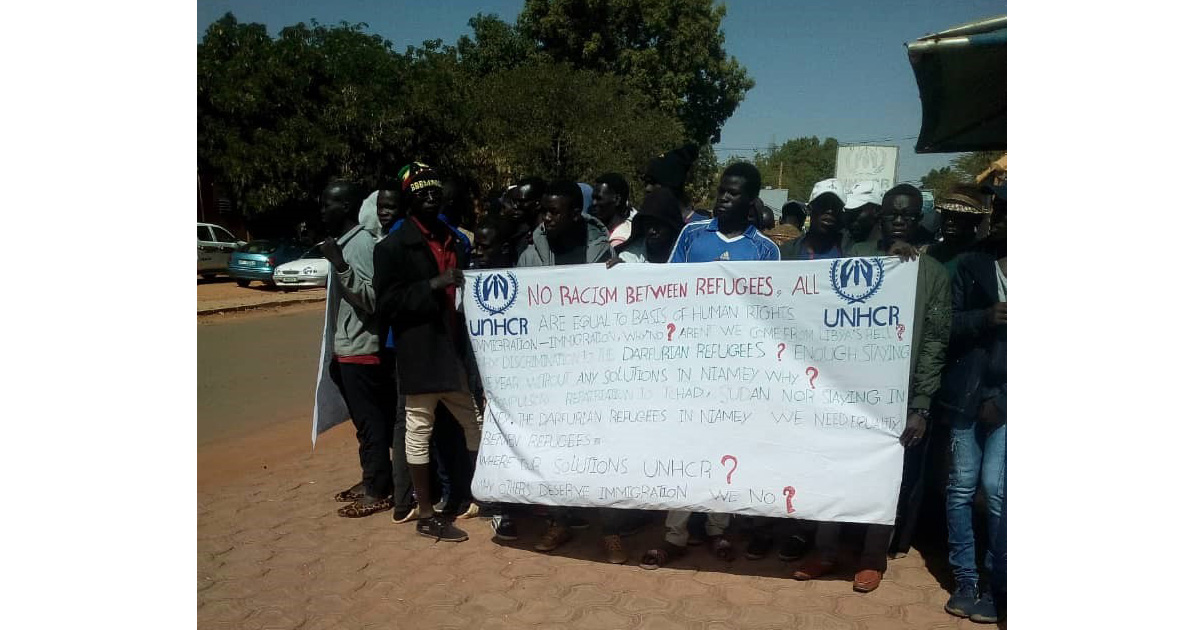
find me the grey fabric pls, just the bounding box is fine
[331,225,379,357]
[517,214,613,267]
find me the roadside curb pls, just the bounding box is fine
[198,296,325,317]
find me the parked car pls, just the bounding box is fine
[228,240,308,288]
[271,245,330,291]
[198,222,245,278]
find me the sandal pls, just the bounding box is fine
[337,495,394,518]
[334,484,365,503]
[639,543,687,570]
[709,535,735,561]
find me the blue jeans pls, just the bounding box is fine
[946,419,1006,586]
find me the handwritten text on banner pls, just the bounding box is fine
[466,258,918,525]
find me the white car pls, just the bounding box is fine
[198,222,245,278]
[271,246,329,291]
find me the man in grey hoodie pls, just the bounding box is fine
[319,179,396,519]
[517,179,613,267]
[515,179,614,555]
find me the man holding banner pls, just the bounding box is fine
[642,162,779,568]
[374,164,483,543]
[791,183,951,592]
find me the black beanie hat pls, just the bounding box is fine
[645,143,700,192]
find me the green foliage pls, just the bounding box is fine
[920,166,962,200]
[198,3,753,229]
[950,151,1005,181]
[515,0,753,144]
[468,62,684,189]
[198,14,413,220]
[727,137,838,203]
[918,151,1004,200]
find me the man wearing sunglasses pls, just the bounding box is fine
[792,183,950,593]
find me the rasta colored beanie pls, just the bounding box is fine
[645,143,700,192]
[398,162,441,194]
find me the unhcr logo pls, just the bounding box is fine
[473,271,519,315]
[829,258,885,304]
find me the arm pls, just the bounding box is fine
[373,241,440,327]
[911,259,951,410]
[950,257,993,342]
[335,236,376,314]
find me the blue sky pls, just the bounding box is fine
[197,0,1006,184]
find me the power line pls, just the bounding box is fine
[713,135,919,152]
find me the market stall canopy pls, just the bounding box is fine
[906,15,1006,153]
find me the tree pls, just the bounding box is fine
[920,166,962,200]
[515,0,753,144]
[198,14,416,233]
[738,137,839,203]
[950,151,1005,181]
[469,62,684,188]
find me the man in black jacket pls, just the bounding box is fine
[940,196,1006,624]
[374,163,482,542]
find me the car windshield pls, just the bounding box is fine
[244,240,280,254]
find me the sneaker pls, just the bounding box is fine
[778,535,806,561]
[602,534,628,564]
[945,582,978,618]
[416,515,469,543]
[744,534,773,560]
[491,515,518,541]
[969,591,999,624]
[392,505,419,524]
[535,523,573,552]
[433,498,450,514]
[567,515,591,530]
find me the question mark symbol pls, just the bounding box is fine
[783,486,796,514]
[666,323,677,342]
[776,343,786,361]
[720,455,738,485]
[896,323,906,341]
[805,366,818,389]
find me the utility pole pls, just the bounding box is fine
[777,161,783,188]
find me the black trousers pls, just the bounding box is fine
[889,427,935,554]
[330,359,396,499]
[814,522,893,571]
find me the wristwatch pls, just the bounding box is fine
[909,408,930,419]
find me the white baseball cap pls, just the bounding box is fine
[845,181,883,210]
[809,178,846,204]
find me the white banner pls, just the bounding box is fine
[836,145,900,196]
[312,273,349,446]
[465,258,919,525]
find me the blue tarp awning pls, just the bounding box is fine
[906,16,1006,153]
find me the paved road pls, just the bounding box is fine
[198,306,323,445]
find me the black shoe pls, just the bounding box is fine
[945,582,978,619]
[744,534,773,560]
[778,534,807,561]
[416,515,469,542]
[491,515,518,541]
[968,591,999,624]
[433,498,450,514]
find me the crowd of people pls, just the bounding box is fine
[315,144,1007,625]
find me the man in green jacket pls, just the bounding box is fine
[792,183,951,593]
